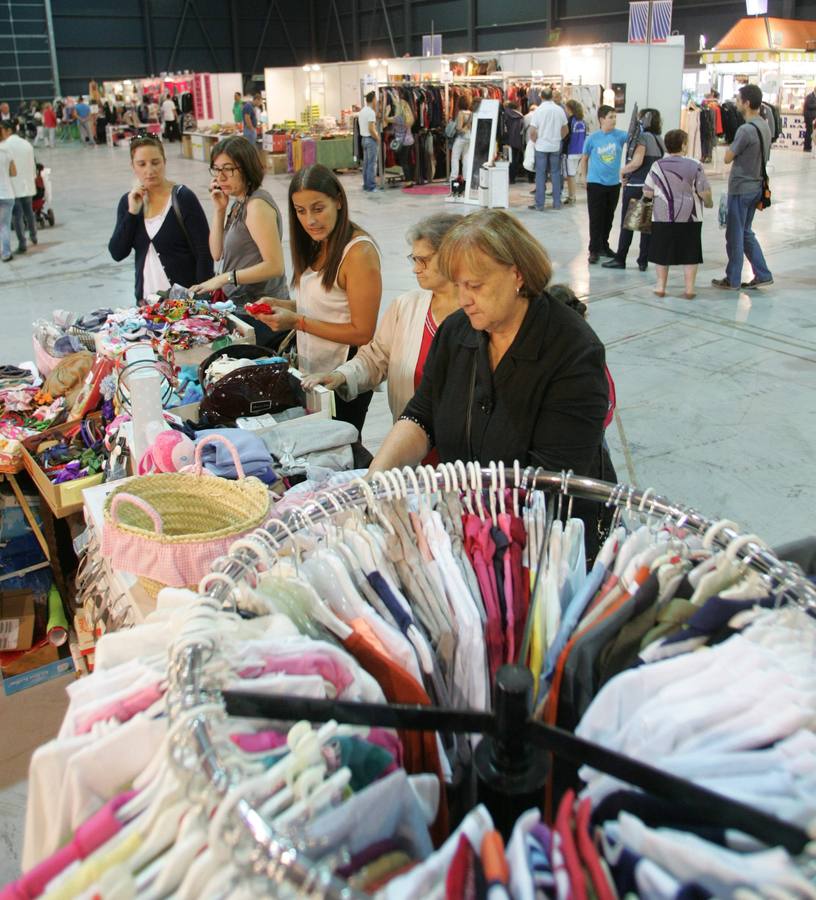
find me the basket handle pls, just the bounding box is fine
[110,492,164,534]
[193,433,246,479]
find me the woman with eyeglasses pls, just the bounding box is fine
[189,135,288,306]
[302,212,462,428]
[247,164,381,436]
[108,134,212,300]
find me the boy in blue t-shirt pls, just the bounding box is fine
[580,106,628,263]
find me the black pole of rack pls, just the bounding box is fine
[223,664,810,854]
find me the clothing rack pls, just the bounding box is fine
[168,465,816,897]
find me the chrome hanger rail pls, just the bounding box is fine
[166,464,814,897]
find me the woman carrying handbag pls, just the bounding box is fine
[642,128,713,300]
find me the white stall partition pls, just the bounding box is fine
[609,40,686,131]
[265,67,297,123]
[193,72,243,125]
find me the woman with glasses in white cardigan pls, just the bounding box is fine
[302,213,463,430]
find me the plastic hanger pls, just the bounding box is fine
[512,460,521,518]
[467,461,485,520]
[488,462,499,526]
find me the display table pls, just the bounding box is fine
[286,136,354,173]
[183,131,259,162]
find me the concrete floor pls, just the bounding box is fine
[1,140,815,882]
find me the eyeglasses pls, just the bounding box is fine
[209,164,239,177]
[407,252,436,270]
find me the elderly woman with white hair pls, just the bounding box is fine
[302,212,463,424]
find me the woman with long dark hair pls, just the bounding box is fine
[250,164,382,435]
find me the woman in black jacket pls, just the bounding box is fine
[108,135,212,300]
[370,209,615,556]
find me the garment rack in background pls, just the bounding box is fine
[169,465,816,897]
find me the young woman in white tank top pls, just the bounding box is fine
[249,164,382,436]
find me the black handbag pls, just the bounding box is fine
[197,345,303,426]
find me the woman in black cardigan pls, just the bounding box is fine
[108,135,212,300]
[370,209,616,556]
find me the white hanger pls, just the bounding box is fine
[512,460,520,517]
[488,461,498,526]
[272,766,353,831]
[498,462,507,517]
[437,462,451,495]
[702,518,740,551]
[455,460,474,515]
[467,461,486,520]
[390,468,409,501]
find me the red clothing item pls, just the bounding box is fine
[43,108,57,128]
[417,308,440,466]
[575,797,616,900]
[604,365,616,429]
[341,628,450,846]
[414,307,438,390]
[463,514,504,682]
[553,789,587,900]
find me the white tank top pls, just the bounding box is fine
[296,235,380,374]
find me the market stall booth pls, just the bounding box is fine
[700,16,816,149]
[262,40,684,187]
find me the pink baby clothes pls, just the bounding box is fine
[230,730,288,753]
[74,683,164,735]
[2,790,136,900]
[238,651,354,699]
[463,514,504,682]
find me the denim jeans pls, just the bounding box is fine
[12,196,36,249]
[362,136,378,190]
[725,191,772,287]
[534,150,562,209]
[0,198,13,258]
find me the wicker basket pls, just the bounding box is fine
[101,434,270,594]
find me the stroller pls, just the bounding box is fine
[33,163,55,228]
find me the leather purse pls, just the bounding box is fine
[197,345,302,426]
[623,196,653,233]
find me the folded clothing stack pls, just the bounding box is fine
[195,428,278,485]
[261,418,358,476]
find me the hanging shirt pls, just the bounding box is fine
[142,196,173,297]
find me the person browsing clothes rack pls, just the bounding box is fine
[108,134,212,300]
[249,164,382,436]
[370,209,615,555]
[302,212,463,429]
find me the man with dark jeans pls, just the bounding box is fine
[603,109,664,272]
[712,84,773,290]
[580,106,627,263]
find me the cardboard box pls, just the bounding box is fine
[265,152,288,175]
[0,590,35,651]
[1,639,74,695]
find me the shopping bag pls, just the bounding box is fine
[623,196,653,233]
[523,139,535,172]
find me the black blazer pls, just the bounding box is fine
[402,293,609,478]
[108,184,213,299]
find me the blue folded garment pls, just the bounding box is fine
[196,428,278,484]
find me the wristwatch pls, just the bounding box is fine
[228,269,237,285]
